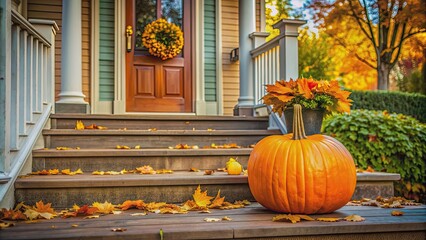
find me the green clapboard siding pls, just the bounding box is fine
[99,0,115,101]
[204,0,216,102]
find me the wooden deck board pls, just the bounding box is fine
[1,203,425,240]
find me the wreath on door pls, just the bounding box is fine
[142,18,184,60]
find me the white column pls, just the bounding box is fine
[273,19,306,80]
[235,0,256,116]
[57,0,86,104]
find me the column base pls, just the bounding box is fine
[55,102,90,114]
[233,105,254,116]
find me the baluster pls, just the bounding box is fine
[26,35,34,123]
[276,45,280,82]
[271,48,276,83]
[19,30,28,135]
[43,46,48,104]
[261,53,265,99]
[10,25,20,150]
[37,43,43,112]
[32,39,39,114]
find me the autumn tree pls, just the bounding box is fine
[265,0,294,41]
[309,0,426,90]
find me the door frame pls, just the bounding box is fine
[113,0,198,114]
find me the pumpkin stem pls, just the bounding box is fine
[291,104,307,140]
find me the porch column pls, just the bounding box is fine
[56,0,89,113]
[273,19,306,80]
[234,0,256,116]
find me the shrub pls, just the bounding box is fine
[349,90,426,122]
[323,110,426,202]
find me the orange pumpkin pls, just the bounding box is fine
[248,104,356,214]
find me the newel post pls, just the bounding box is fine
[273,19,306,80]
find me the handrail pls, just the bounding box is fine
[250,35,282,58]
[11,9,51,47]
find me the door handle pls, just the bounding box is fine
[126,25,133,52]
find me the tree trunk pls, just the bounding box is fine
[377,62,391,90]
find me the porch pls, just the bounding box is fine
[1,203,425,239]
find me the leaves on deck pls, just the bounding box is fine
[391,210,405,216]
[348,196,421,208]
[344,215,365,222]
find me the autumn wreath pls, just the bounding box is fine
[142,18,184,60]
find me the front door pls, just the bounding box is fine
[126,0,193,112]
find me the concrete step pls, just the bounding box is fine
[50,114,269,130]
[43,129,280,149]
[32,148,252,172]
[15,172,401,209]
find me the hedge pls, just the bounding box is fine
[349,90,426,122]
[323,110,426,202]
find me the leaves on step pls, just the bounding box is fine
[136,165,156,174]
[208,190,225,209]
[344,214,365,222]
[75,120,85,130]
[156,169,173,174]
[61,168,83,175]
[56,147,80,150]
[348,196,421,208]
[204,217,221,222]
[30,169,59,175]
[204,170,214,175]
[189,168,200,172]
[316,217,341,222]
[75,120,108,130]
[170,144,199,149]
[272,214,302,223]
[205,143,241,149]
[116,145,131,149]
[193,185,213,208]
[0,221,15,229]
[92,201,116,214]
[120,200,146,210]
[391,210,405,216]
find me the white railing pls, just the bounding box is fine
[251,38,281,106]
[0,8,56,201]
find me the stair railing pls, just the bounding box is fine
[250,19,306,133]
[0,7,57,204]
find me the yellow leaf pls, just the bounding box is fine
[316,217,341,222]
[344,214,365,222]
[49,169,59,175]
[84,215,100,219]
[272,214,301,223]
[92,171,104,175]
[39,212,55,220]
[116,145,130,149]
[0,222,15,229]
[145,202,167,212]
[75,120,85,130]
[189,168,200,172]
[204,217,221,222]
[134,145,141,149]
[24,209,40,220]
[92,201,116,214]
[298,215,315,221]
[136,165,156,174]
[181,200,199,211]
[73,168,83,174]
[130,212,147,216]
[222,216,232,221]
[71,224,79,228]
[156,169,173,174]
[193,185,213,207]
[208,190,225,209]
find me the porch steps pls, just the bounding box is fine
[15,114,400,209]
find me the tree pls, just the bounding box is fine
[309,0,426,90]
[265,0,293,41]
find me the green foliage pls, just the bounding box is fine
[323,110,426,202]
[297,94,334,110]
[350,90,426,122]
[396,67,426,95]
[298,29,336,80]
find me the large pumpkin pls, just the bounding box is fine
[248,104,356,214]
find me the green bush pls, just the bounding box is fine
[349,90,426,122]
[323,110,426,202]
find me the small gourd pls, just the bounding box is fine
[226,158,242,175]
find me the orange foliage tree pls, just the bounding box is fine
[308,0,426,90]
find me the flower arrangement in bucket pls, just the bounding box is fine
[142,18,184,60]
[263,78,352,135]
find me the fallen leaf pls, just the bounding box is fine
[130,212,147,216]
[145,202,167,212]
[71,224,78,227]
[92,171,105,175]
[48,169,59,175]
[222,216,232,221]
[189,168,200,172]
[112,228,127,232]
[1,209,27,220]
[207,128,214,132]
[204,170,214,175]
[75,205,99,216]
[204,217,221,222]
[298,215,315,221]
[136,165,156,174]
[112,211,122,215]
[92,201,116,214]
[0,221,15,229]
[199,209,211,213]
[134,145,141,149]
[391,210,404,216]
[84,215,100,219]
[121,200,146,210]
[365,166,375,172]
[216,168,226,172]
[316,217,341,222]
[34,201,56,214]
[23,209,40,220]
[219,202,245,210]
[272,214,301,223]
[193,186,213,207]
[116,145,130,149]
[209,190,225,209]
[104,171,121,175]
[234,200,251,206]
[181,200,199,211]
[156,169,173,174]
[56,147,72,150]
[148,128,157,132]
[344,214,365,222]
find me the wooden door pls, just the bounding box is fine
[126,0,193,112]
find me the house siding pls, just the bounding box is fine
[99,0,115,101]
[221,0,239,115]
[204,0,216,102]
[27,0,91,104]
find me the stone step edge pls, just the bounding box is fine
[50,114,268,121]
[32,148,253,157]
[16,172,400,189]
[42,129,280,136]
